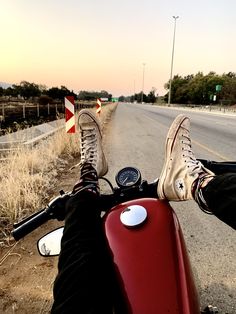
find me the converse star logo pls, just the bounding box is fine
[175,178,185,194]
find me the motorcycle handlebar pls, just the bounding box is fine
[11,181,158,241]
[13,208,45,229]
[12,193,70,241]
[12,209,51,241]
[11,159,236,241]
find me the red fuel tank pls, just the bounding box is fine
[104,198,200,314]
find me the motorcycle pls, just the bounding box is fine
[11,159,236,314]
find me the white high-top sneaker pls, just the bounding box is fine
[78,109,108,177]
[157,114,214,201]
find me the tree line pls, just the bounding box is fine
[1,72,236,106]
[0,81,112,103]
[0,81,157,104]
[120,72,236,105]
[164,72,236,105]
[119,87,158,103]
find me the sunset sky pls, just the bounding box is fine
[1,0,236,97]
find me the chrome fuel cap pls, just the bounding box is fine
[120,205,147,227]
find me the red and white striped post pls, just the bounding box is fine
[65,96,75,133]
[96,98,102,116]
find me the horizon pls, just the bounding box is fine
[1,68,235,98]
[1,0,236,97]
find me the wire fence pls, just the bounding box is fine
[0,101,98,124]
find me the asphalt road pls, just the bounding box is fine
[103,103,236,313]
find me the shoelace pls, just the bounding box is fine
[181,134,202,175]
[80,127,97,168]
[72,162,99,196]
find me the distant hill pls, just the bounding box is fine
[0,82,12,89]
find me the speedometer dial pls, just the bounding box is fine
[115,167,141,187]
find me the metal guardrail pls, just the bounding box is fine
[0,119,65,153]
[0,102,113,155]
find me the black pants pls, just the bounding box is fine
[202,173,236,230]
[51,193,115,314]
[52,173,235,313]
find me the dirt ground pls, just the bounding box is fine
[0,109,115,313]
[0,160,82,313]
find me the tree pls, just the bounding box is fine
[78,91,94,101]
[164,75,190,104]
[46,86,72,100]
[187,72,205,104]
[78,90,112,101]
[60,86,72,99]
[38,84,47,94]
[0,86,4,97]
[16,81,41,99]
[118,95,125,102]
[221,73,236,105]
[129,91,148,103]
[46,87,62,100]
[100,90,112,100]
[164,72,233,105]
[147,87,157,103]
[4,86,19,97]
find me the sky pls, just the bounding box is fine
[1,0,236,97]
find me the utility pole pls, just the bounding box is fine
[168,16,179,106]
[141,63,146,103]
[134,79,136,102]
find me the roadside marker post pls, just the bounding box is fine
[96,98,102,116]
[65,96,75,133]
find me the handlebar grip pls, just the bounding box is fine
[12,210,50,241]
[13,208,45,229]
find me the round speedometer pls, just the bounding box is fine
[115,167,141,188]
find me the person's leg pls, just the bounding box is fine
[201,173,236,229]
[52,164,114,314]
[157,114,235,230]
[52,110,114,314]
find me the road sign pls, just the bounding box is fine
[96,98,102,115]
[65,96,75,133]
[216,85,222,92]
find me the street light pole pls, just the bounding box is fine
[133,79,136,103]
[168,16,179,106]
[141,63,146,103]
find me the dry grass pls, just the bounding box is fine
[0,104,117,234]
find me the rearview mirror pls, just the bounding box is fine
[37,227,64,256]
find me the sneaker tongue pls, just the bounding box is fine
[187,158,201,173]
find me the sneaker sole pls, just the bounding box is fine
[158,114,189,199]
[78,109,108,177]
